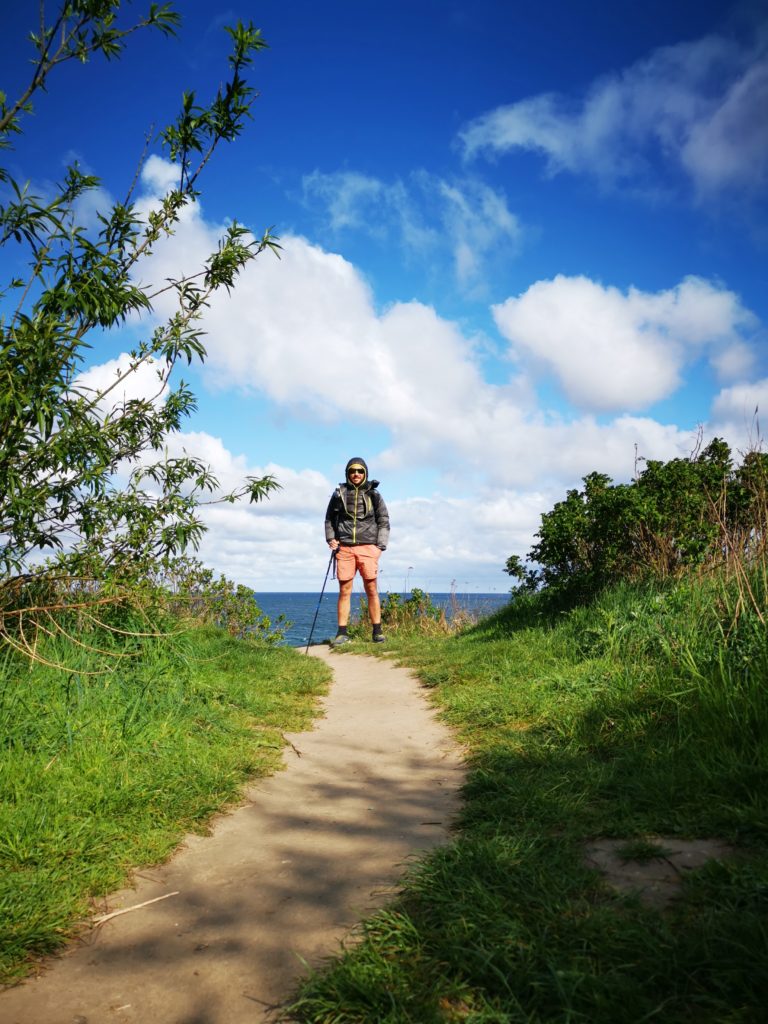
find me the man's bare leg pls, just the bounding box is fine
[337,579,354,627]
[364,578,381,624]
[336,578,380,634]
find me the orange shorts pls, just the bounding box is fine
[335,544,381,583]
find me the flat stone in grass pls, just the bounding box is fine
[583,837,736,909]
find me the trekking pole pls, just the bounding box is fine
[305,548,337,654]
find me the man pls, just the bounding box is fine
[324,457,390,645]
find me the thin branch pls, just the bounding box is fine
[1,11,168,137]
[93,891,180,926]
[1,593,128,618]
[80,608,178,638]
[0,9,68,135]
[42,610,137,658]
[0,629,111,674]
[11,238,56,324]
[124,125,155,206]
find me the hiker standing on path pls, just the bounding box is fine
[325,457,390,646]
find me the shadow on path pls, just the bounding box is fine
[1,648,465,1024]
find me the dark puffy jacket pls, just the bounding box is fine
[324,457,390,549]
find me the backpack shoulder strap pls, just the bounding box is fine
[369,488,384,518]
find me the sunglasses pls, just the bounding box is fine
[348,468,365,474]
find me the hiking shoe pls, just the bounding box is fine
[331,633,350,647]
[372,632,386,644]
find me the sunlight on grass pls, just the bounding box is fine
[287,568,768,1023]
[0,627,329,984]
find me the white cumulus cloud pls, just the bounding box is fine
[460,30,768,197]
[130,165,725,487]
[134,178,708,487]
[492,275,757,412]
[709,378,768,446]
[74,353,166,416]
[106,162,759,586]
[141,153,183,194]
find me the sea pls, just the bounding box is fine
[254,591,511,648]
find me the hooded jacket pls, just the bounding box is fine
[324,457,390,549]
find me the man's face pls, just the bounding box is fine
[348,467,365,484]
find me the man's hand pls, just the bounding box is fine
[328,539,340,550]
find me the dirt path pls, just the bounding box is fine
[2,647,465,1024]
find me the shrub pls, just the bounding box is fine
[508,438,768,606]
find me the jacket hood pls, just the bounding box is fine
[345,457,369,485]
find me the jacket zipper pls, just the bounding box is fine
[343,485,372,544]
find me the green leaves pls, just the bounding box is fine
[149,556,286,640]
[3,4,182,141]
[224,21,268,70]
[246,475,281,504]
[513,439,768,605]
[160,21,265,192]
[1,3,280,595]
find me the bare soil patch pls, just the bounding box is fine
[583,837,737,909]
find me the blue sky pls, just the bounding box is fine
[3,0,767,592]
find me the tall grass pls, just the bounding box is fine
[0,622,329,984]
[350,588,484,639]
[287,556,768,1022]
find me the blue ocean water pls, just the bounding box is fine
[253,591,511,648]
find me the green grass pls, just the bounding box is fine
[287,572,768,1023]
[0,625,329,984]
[615,839,675,862]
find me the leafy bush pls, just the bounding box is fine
[381,589,445,630]
[508,438,768,605]
[153,557,287,641]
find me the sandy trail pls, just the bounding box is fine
[2,647,465,1024]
